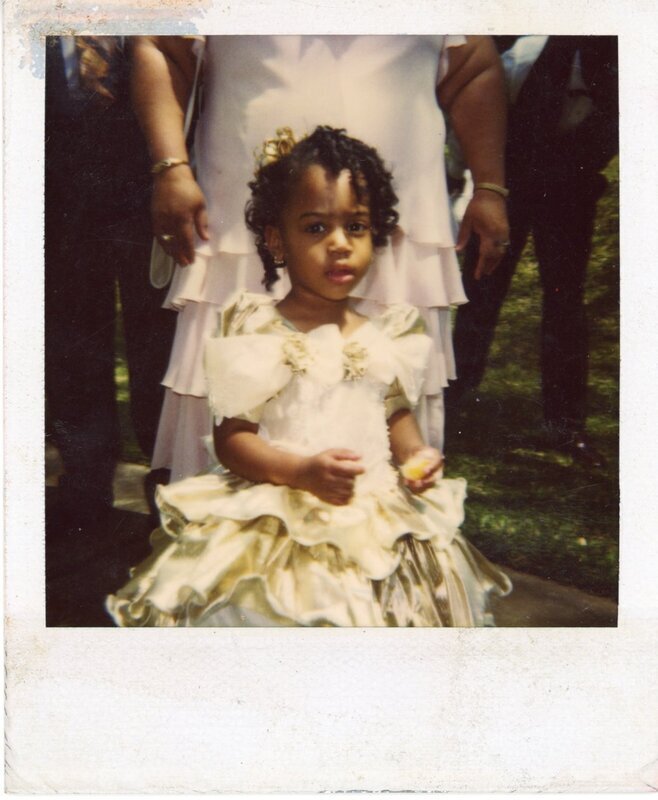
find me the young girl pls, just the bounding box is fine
[107,127,510,627]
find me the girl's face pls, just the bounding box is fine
[265,164,373,303]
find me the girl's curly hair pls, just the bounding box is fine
[245,125,399,291]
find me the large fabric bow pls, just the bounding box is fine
[204,322,431,422]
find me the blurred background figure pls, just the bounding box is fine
[45,36,175,523]
[447,36,618,467]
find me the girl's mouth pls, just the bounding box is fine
[325,267,356,285]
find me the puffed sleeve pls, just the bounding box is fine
[384,378,412,420]
[205,292,290,424]
[215,290,277,337]
[369,304,432,414]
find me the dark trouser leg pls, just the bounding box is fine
[45,200,119,512]
[450,201,531,395]
[533,180,600,433]
[114,214,176,461]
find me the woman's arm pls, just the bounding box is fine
[214,418,365,506]
[438,35,510,280]
[130,36,208,265]
[388,409,443,493]
[131,36,196,162]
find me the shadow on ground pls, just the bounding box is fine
[46,486,153,627]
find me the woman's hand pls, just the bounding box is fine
[400,446,444,493]
[152,166,209,266]
[456,190,510,279]
[295,449,365,506]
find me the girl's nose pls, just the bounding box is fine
[328,227,352,254]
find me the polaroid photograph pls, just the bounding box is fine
[4,0,658,793]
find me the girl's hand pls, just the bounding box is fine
[295,449,365,506]
[400,447,444,493]
[152,167,209,266]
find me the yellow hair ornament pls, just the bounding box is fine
[255,127,305,170]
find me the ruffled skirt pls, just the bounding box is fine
[106,472,511,628]
[152,236,467,480]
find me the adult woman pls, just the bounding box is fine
[132,35,509,481]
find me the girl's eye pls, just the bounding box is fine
[347,221,370,234]
[305,222,325,234]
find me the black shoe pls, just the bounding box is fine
[564,436,606,468]
[554,432,606,469]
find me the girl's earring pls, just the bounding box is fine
[273,255,286,267]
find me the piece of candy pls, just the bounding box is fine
[400,452,435,481]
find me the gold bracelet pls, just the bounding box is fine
[474,182,510,199]
[151,157,190,175]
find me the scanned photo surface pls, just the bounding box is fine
[4,0,658,793]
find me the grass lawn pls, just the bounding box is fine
[115,157,619,600]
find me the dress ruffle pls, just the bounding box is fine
[106,472,510,627]
[165,238,465,313]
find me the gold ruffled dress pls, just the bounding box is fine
[106,292,511,627]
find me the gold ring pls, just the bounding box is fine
[159,233,175,243]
